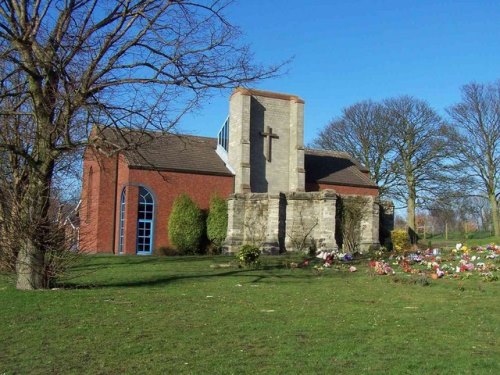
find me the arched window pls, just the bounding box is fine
[118,188,126,254]
[136,187,154,255]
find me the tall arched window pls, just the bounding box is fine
[118,188,126,254]
[137,187,154,255]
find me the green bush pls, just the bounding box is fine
[168,194,205,254]
[206,195,228,251]
[391,229,410,253]
[237,244,261,268]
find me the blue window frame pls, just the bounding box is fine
[217,116,229,151]
[136,187,154,255]
[118,188,126,254]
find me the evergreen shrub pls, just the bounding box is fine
[391,229,410,253]
[237,244,261,268]
[206,195,228,251]
[168,194,205,254]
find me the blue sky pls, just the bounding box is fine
[180,0,500,145]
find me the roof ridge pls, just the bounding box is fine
[101,126,217,141]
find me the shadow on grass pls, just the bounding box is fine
[59,254,361,289]
[61,264,337,289]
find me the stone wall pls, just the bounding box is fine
[225,190,383,255]
[224,193,286,254]
[359,195,381,251]
[285,191,338,253]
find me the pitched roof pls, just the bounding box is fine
[96,128,377,188]
[304,149,378,188]
[99,128,233,176]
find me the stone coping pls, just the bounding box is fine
[228,190,338,200]
[231,87,305,104]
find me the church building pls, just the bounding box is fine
[79,88,387,255]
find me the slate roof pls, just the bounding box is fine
[304,149,377,188]
[97,128,377,188]
[99,127,233,176]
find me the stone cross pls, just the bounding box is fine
[259,126,279,162]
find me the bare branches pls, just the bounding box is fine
[314,95,450,244]
[446,81,500,235]
[0,0,283,289]
[313,100,397,198]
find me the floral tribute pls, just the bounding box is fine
[369,260,395,275]
[287,243,498,282]
[395,243,499,282]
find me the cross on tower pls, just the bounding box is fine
[259,126,279,162]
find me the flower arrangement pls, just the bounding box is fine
[288,242,498,282]
[371,261,395,275]
[394,243,498,281]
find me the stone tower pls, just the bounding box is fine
[222,88,381,254]
[228,88,306,194]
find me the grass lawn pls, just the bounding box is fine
[1,254,499,374]
[418,231,500,248]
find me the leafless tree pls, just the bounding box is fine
[0,0,283,289]
[313,100,396,198]
[384,96,449,244]
[446,81,500,236]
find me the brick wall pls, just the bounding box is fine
[79,149,120,253]
[80,151,234,254]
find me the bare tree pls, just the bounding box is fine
[384,96,449,244]
[427,196,459,234]
[313,100,396,197]
[446,81,500,236]
[0,1,283,289]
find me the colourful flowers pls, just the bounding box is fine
[400,243,498,281]
[371,261,395,275]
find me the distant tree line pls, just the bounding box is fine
[313,80,500,243]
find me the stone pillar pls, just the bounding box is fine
[284,196,297,251]
[228,91,251,193]
[359,195,381,252]
[289,99,305,192]
[317,189,338,252]
[223,193,245,253]
[262,193,281,255]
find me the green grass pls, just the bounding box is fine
[419,231,500,248]
[1,255,499,374]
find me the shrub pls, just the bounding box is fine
[206,195,228,251]
[391,229,410,253]
[168,194,205,254]
[237,244,261,268]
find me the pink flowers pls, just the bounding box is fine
[371,261,395,275]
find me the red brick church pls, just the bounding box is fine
[79,89,380,255]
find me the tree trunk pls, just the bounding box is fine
[16,238,45,289]
[15,164,54,290]
[407,193,418,245]
[489,193,500,236]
